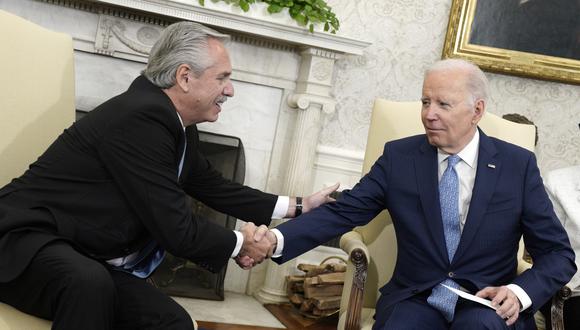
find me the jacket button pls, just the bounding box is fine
[448,271,455,278]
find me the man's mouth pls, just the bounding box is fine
[215,97,227,109]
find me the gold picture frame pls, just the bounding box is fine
[442,0,580,85]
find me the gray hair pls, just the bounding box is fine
[425,59,489,105]
[143,21,230,88]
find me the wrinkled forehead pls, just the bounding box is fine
[422,69,471,95]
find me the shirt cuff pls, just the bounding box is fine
[507,284,532,311]
[231,230,244,258]
[270,228,284,258]
[272,196,289,219]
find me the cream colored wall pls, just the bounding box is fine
[322,0,580,173]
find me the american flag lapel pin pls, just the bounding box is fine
[487,164,496,169]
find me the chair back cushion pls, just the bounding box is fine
[0,10,75,186]
[0,10,75,329]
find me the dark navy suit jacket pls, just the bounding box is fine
[274,130,575,326]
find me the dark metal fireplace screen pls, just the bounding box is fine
[151,130,245,301]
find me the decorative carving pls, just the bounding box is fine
[345,247,368,330]
[287,93,336,115]
[136,26,160,46]
[313,61,333,81]
[95,15,162,57]
[551,285,571,330]
[110,21,154,54]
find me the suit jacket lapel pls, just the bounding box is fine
[453,130,500,263]
[416,140,449,263]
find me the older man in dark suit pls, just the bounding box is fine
[0,21,336,329]
[265,59,575,329]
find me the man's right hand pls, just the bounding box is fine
[235,223,277,269]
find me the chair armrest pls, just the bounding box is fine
[340,231,370,263]
[340,231,369,330]
[551,285,572,330]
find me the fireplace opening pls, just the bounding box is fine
[150,130,245,301]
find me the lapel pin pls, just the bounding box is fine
[487,164,496,169]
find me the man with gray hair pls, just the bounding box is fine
[0,21,336,329]
[264,59,575,329]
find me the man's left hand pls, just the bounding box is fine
[303,182,340,213]
[476,286,521,326]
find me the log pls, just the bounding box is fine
[304,272,345,286]
[289,293,305,306]
[313,295,342,310]
[298,263,346,277]
[300,299,316,312]
[304,283,344,298]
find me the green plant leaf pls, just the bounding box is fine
[267,4,284,13]
[196,0,340,33]
[294,13,307,26]
[239,0,250,11]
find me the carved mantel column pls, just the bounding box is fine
[255,47,339,304]
[284,47,338,196]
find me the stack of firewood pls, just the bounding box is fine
[286,261,346,318]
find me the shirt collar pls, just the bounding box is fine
[175,111,186,132]
[437,129,479,168]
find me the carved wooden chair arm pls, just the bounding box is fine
[551,285,571,330]
[340,231,369,330]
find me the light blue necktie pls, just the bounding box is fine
[117,138,187,278]
[427,154,461,322]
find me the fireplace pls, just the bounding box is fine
[151,131,245,301]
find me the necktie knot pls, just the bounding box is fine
[447,155,460,168]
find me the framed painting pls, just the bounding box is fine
[442,0,580,85]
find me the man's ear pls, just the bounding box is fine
[175,64,191,92]
[473,98,485,125]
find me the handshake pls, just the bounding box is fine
[235,222,277,269]
[233,183,340,270]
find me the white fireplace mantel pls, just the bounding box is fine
[92,0,369,55]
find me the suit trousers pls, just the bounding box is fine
[0,240,194,330]
[373,293,536,330]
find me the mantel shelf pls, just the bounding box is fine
[91,0,370,55]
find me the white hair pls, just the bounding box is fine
[425,59,490,104]
[143,21,230,88]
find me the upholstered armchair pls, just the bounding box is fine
[336,99,571,330]
[0,9,76,329]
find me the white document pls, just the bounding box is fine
[441,284,497,310]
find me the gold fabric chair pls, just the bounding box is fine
[336,99,569,330]
[0,9,75,329]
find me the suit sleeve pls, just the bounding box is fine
[98,108,236,272]
[273,143,392,263]
[511,153,576,310]
[182,148,277,225]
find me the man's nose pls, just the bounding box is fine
[423,104,438,120]
[224,81,234,97]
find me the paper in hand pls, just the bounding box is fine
[441,284,497,310]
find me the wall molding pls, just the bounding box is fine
[314,145,364,176]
